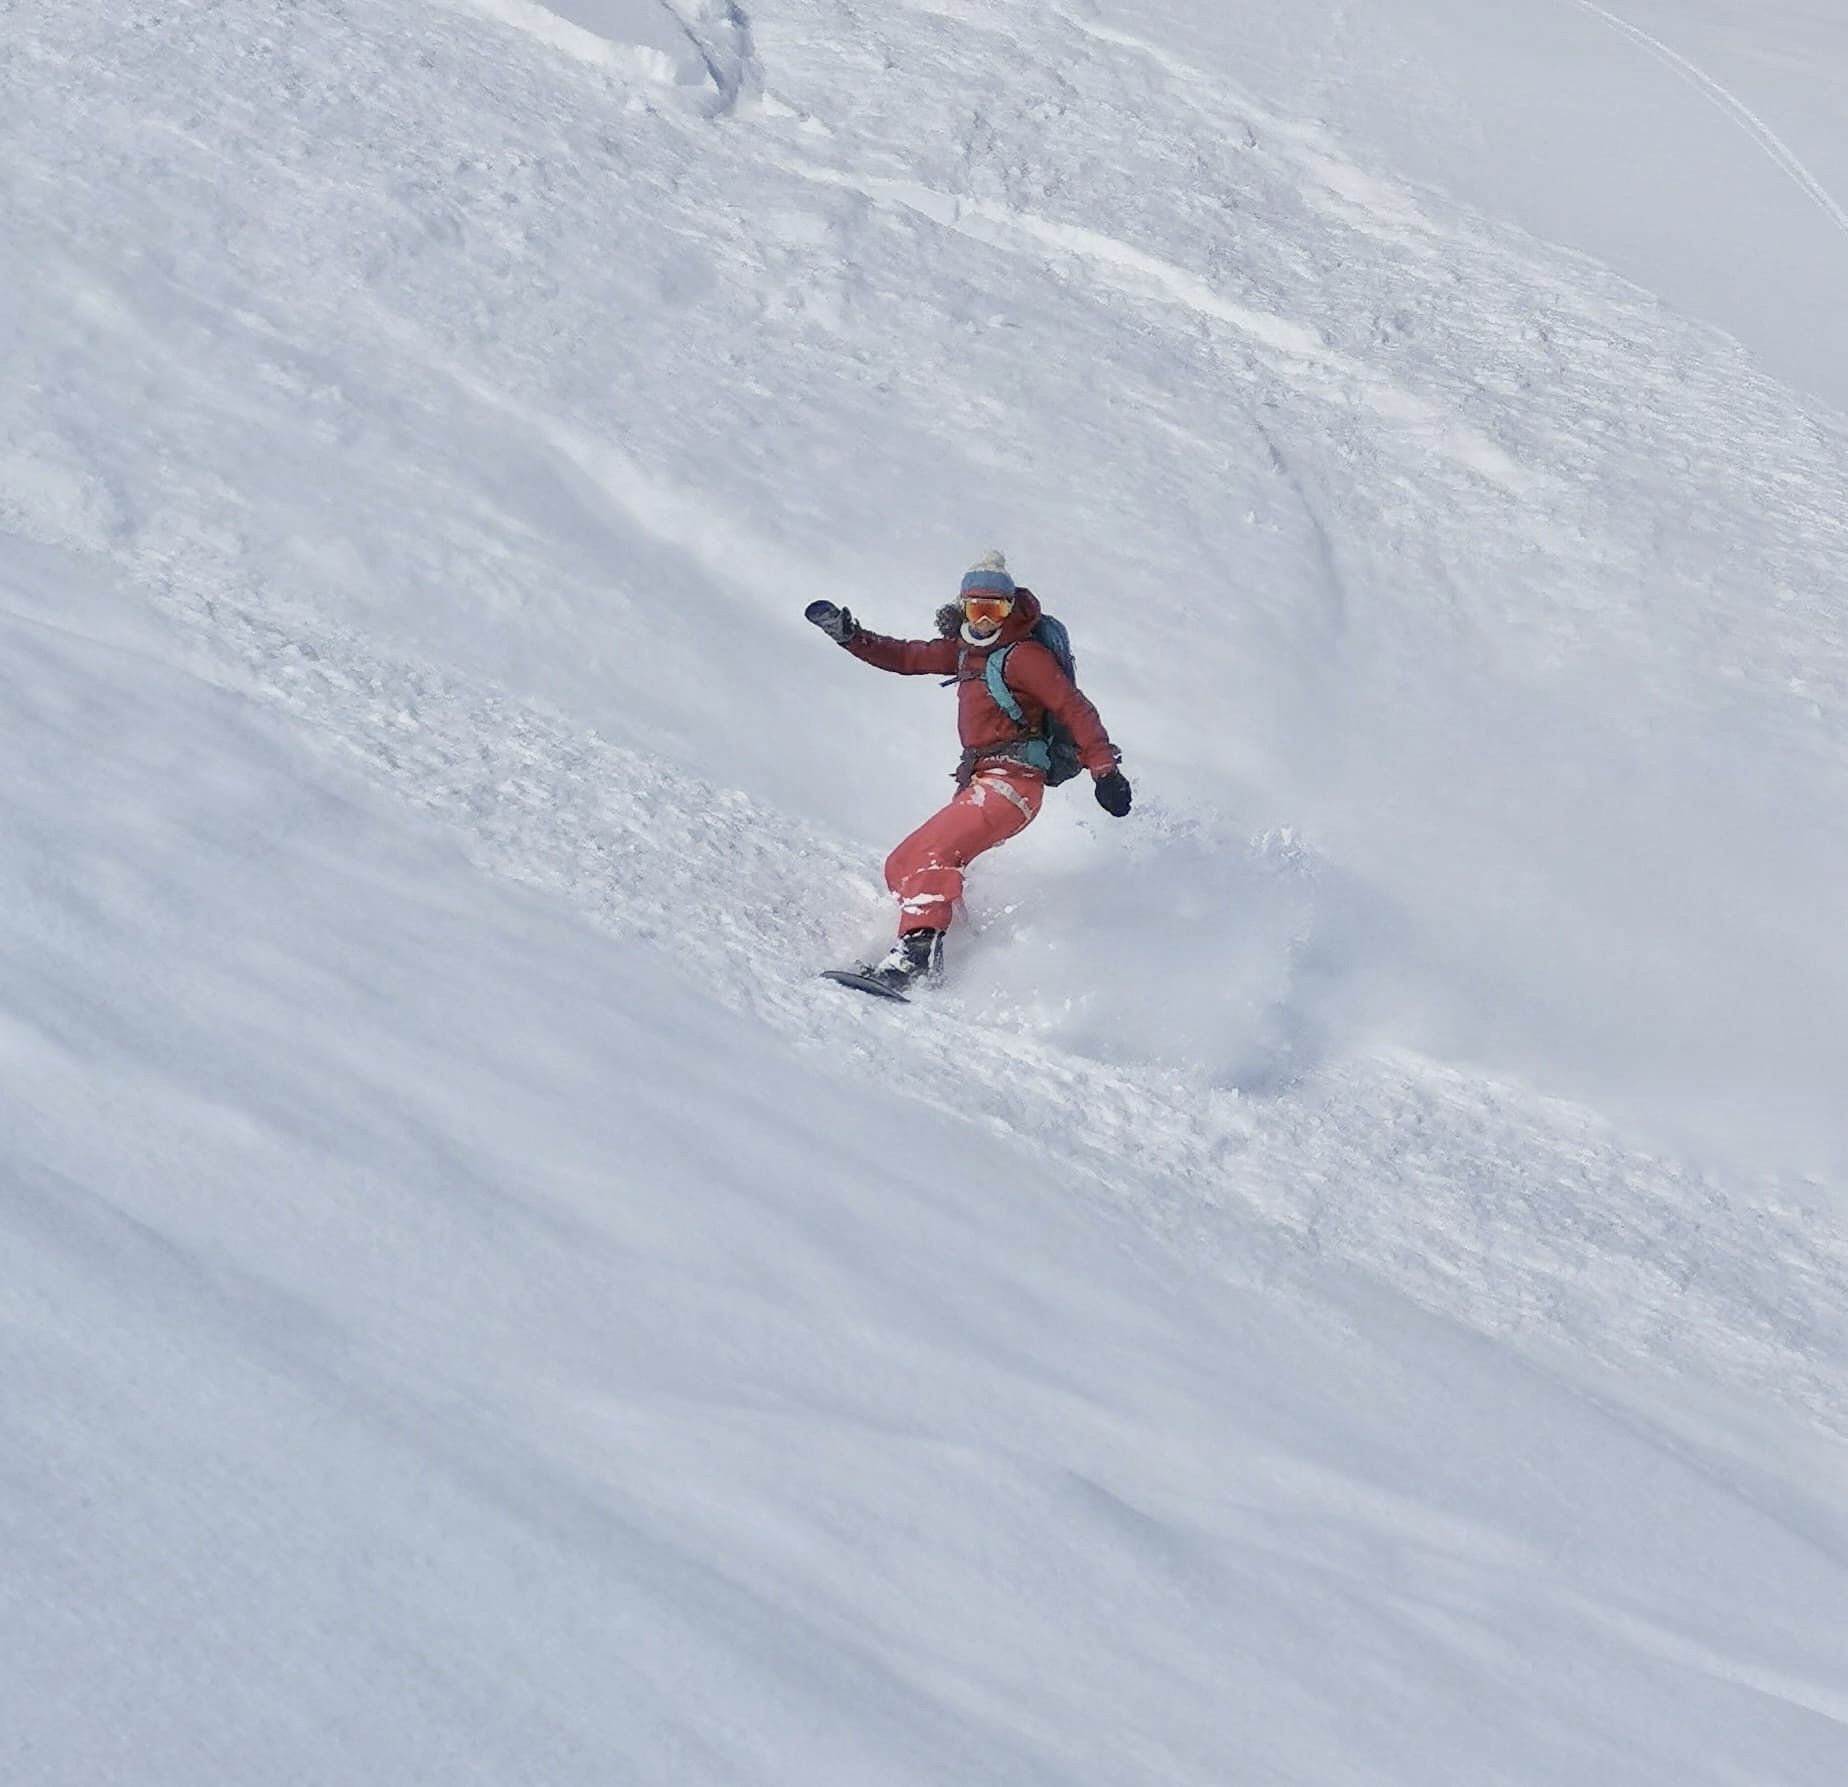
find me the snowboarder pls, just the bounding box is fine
[807,551,1132,994]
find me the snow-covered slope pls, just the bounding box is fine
[5,2,1848,1782]
[1153,0,1848,416]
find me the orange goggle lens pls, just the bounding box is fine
[962,595,1013,626]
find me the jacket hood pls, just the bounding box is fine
[996,587,1042,643]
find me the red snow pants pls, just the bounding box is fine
[884,765,1045,936]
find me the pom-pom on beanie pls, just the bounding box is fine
[959,549,1016,599]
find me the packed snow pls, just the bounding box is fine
[4,1,1847,1782]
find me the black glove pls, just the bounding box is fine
[804,600,857,644]
[1094,769,1132,817]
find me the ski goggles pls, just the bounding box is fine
[960,593,1014,627]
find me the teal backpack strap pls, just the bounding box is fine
[983,643,1026,727]
[975,643,1050,773]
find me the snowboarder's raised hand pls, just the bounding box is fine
[1094,768,1132,817]
[805,600,858,644]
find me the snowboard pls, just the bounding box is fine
[820,967,911,1003]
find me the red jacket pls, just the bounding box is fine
[844,589,1119,779]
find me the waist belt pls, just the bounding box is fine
[955,738,1052,785]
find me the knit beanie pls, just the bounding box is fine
[959,549,1016,599]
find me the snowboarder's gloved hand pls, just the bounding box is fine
[1094,769,1132,817]
[805,600,858,644]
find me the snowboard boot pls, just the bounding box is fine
[867,928,944,993]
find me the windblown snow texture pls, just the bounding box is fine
[3,2,1847,1784]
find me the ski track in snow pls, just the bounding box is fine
[1566,0,1848,245]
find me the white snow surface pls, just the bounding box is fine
[4,1,1848,1782]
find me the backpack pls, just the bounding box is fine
[968,612,1086,787]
